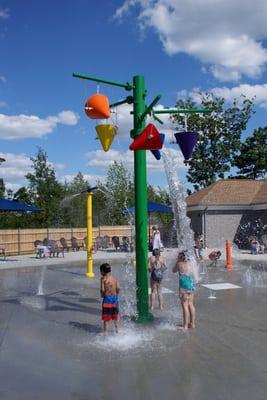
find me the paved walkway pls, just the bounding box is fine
[0,249,266,399]
[0,247,266,272]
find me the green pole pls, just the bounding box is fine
[133,75,153,322]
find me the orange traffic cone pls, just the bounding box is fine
[225,240,234,269]
[95,124,117,152]
[129,123,162,151]
[84,94,110,119]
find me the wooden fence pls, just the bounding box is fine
[0,226,134,255]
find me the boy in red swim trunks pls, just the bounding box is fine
[100,263,120,335]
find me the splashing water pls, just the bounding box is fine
[243,266,267,287]
[60,192,81,207]
[93,326,154,352]
[120,259,137,319]
[37,266,46,295]
[162,149,199,282]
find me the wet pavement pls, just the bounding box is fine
[0,255,266,400]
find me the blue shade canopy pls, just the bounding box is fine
[125,201,172,214]
[0,198,41,212]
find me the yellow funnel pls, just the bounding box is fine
[95,124,117,152]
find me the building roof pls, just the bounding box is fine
[186,180,267,207]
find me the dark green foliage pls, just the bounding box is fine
[25,148,64,227]
[103,161,134,225]
[0,178,5,197]
[171,94,255,190]
[61,172,88,227]
[233,127,267,179]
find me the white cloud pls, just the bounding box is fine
[177,83,267,109]
[0,152,32,190]
[109,103,177,143]
[86,146,185,174]
[114,0,267,81]
[0,110,79,140]
[0,101,7,108]
[0,76,6,83]
[0,152,67,191]
[0,8,9,18]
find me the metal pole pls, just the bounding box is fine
[72,73,133,91]
[133,75,153,322]
[154,108,211,114]
[86,192,94,278]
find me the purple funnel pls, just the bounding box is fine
[174,131,199,160]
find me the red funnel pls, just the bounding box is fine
[174,131,199,160]
[129,123,162,151]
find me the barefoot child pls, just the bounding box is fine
[173,250,196,331]
[148,248,167,310]
[100,263,120,335]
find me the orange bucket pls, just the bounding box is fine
[84,94,110,119]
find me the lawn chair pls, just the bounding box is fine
[0,247,6,261]
[60,238,70,252]
[48,240,64,258]
[121,236,130,252]
[71,237,80,251]
[112,236,120,251]
[95,236,104,250]
[34,240,44,258]
[103,235,110,249]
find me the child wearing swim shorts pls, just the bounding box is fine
[100,263,120,335]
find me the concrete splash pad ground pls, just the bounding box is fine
[0,251,267,400]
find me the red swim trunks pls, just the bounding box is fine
[102,294,119,321]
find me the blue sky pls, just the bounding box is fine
[1,0,267,192]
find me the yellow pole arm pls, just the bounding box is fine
[86,192,95,278]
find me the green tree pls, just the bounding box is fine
[13,187,32,204]
[103,161,134,225]
[233,127,267,179]
[171,94,254,190]
[0,178,5,197]
[61,172,89,227]
[25,148,64,227]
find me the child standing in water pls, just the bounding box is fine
[100,263,120,335]
[148,248,167,310]
[173,250,196,331]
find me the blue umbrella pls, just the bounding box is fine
[126,200,172,214]
[125,201,172,238]
[0,198,41,212]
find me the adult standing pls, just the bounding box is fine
[152,226,163,251]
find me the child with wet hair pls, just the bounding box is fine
[148,248,167,310]
[173,250,196,331]
[100,263,120,335]
[208,250,222,267]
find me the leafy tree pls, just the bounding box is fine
[61,172,89,227]
[13,187,32,204]
[0,178,5,197]
[102,161,134,225]
[25,148,64,227]
[233,127,267,179]
[171,94,254,190]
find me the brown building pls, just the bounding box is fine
[186,179,267,249]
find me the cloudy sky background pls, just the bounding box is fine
[1,0,267,192]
